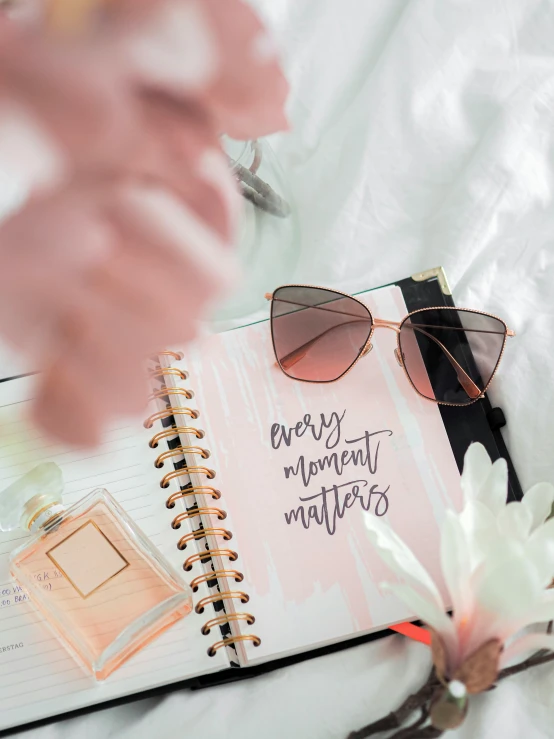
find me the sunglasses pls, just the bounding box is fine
[265,285,515,407]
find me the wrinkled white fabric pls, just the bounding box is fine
[7,0,554,737]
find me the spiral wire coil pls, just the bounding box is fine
[148,360,260,657]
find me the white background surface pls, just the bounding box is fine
[10,0,554,736]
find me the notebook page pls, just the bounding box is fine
[177,285,464,665]
[0,376,228,732]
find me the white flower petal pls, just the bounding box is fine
[526,519,554,588]
[458,500,499,570]
[365,513,444,610]
[457,557,544,662]
[455,538,525,653]
[511,591,554,633]
[454,607,506,663]
[477,457,508,516]
[382,582,456,644]
[529,547,554,589]
[523,482,554,531]
[500,633,554,668]
[461,442,492,504]
[440,511,472,621]
[529,515,554,548]
[470,593,554,653]
[497,501,533,541]
[475,534,524,574]
[474,555,543,622]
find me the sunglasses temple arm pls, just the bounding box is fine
[405,326,482,399]
[279,318,372,371]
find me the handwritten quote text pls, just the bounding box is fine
[271,410,392,535]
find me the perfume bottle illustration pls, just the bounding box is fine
[0,464,192,680]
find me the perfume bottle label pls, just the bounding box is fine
[46,521,129,598]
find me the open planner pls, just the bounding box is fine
[0,269,521,732]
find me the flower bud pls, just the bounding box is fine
[430,684,468,730]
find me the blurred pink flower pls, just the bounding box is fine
[0,0,288,445]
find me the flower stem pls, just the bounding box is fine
[348,622,554,739]
[395,729,443,738]
[496,650,554,682]
[348,648,554,738]
[346,669,440,739]
[388,706,431,738]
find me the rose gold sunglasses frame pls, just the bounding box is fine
[265,284,515,408]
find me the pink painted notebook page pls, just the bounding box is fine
[181,285,462,664]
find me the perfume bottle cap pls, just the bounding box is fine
[0,463,65,533]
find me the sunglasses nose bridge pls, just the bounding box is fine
[373,318,401,333]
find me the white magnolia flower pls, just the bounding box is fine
[365,442,554,680]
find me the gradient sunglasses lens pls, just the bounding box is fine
[398,308,507,405]
[271,286,373,382]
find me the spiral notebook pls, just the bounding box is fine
[0,268,521,733]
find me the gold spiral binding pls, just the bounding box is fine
[154,350,184,361]
[148,357,260,658]
[201,613,255,635]
[165,488,205,505]
[177,528,232,549]
[195,591,250,614]
[155,446,210,468]
[149,367,188,381]
[161,467,215,488]
[144,407,199,428]
[189,570,244,591]
[149,387,194,402]
[150,426,205,448]
[166,487,221,507]
[183,549,238,571]
[207,635,261,657]
[171,507,226,528]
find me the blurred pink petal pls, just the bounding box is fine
[0,177,239,446]
[201,0,289,138]
[0,35,138,177]
[0,0,287,445]
[114,0,219,93]
[107,0,289,138]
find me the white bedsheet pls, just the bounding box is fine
[13,0,554,736]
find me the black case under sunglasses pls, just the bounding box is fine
[392,267,522,503]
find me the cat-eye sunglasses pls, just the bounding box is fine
[266,285,515,407]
